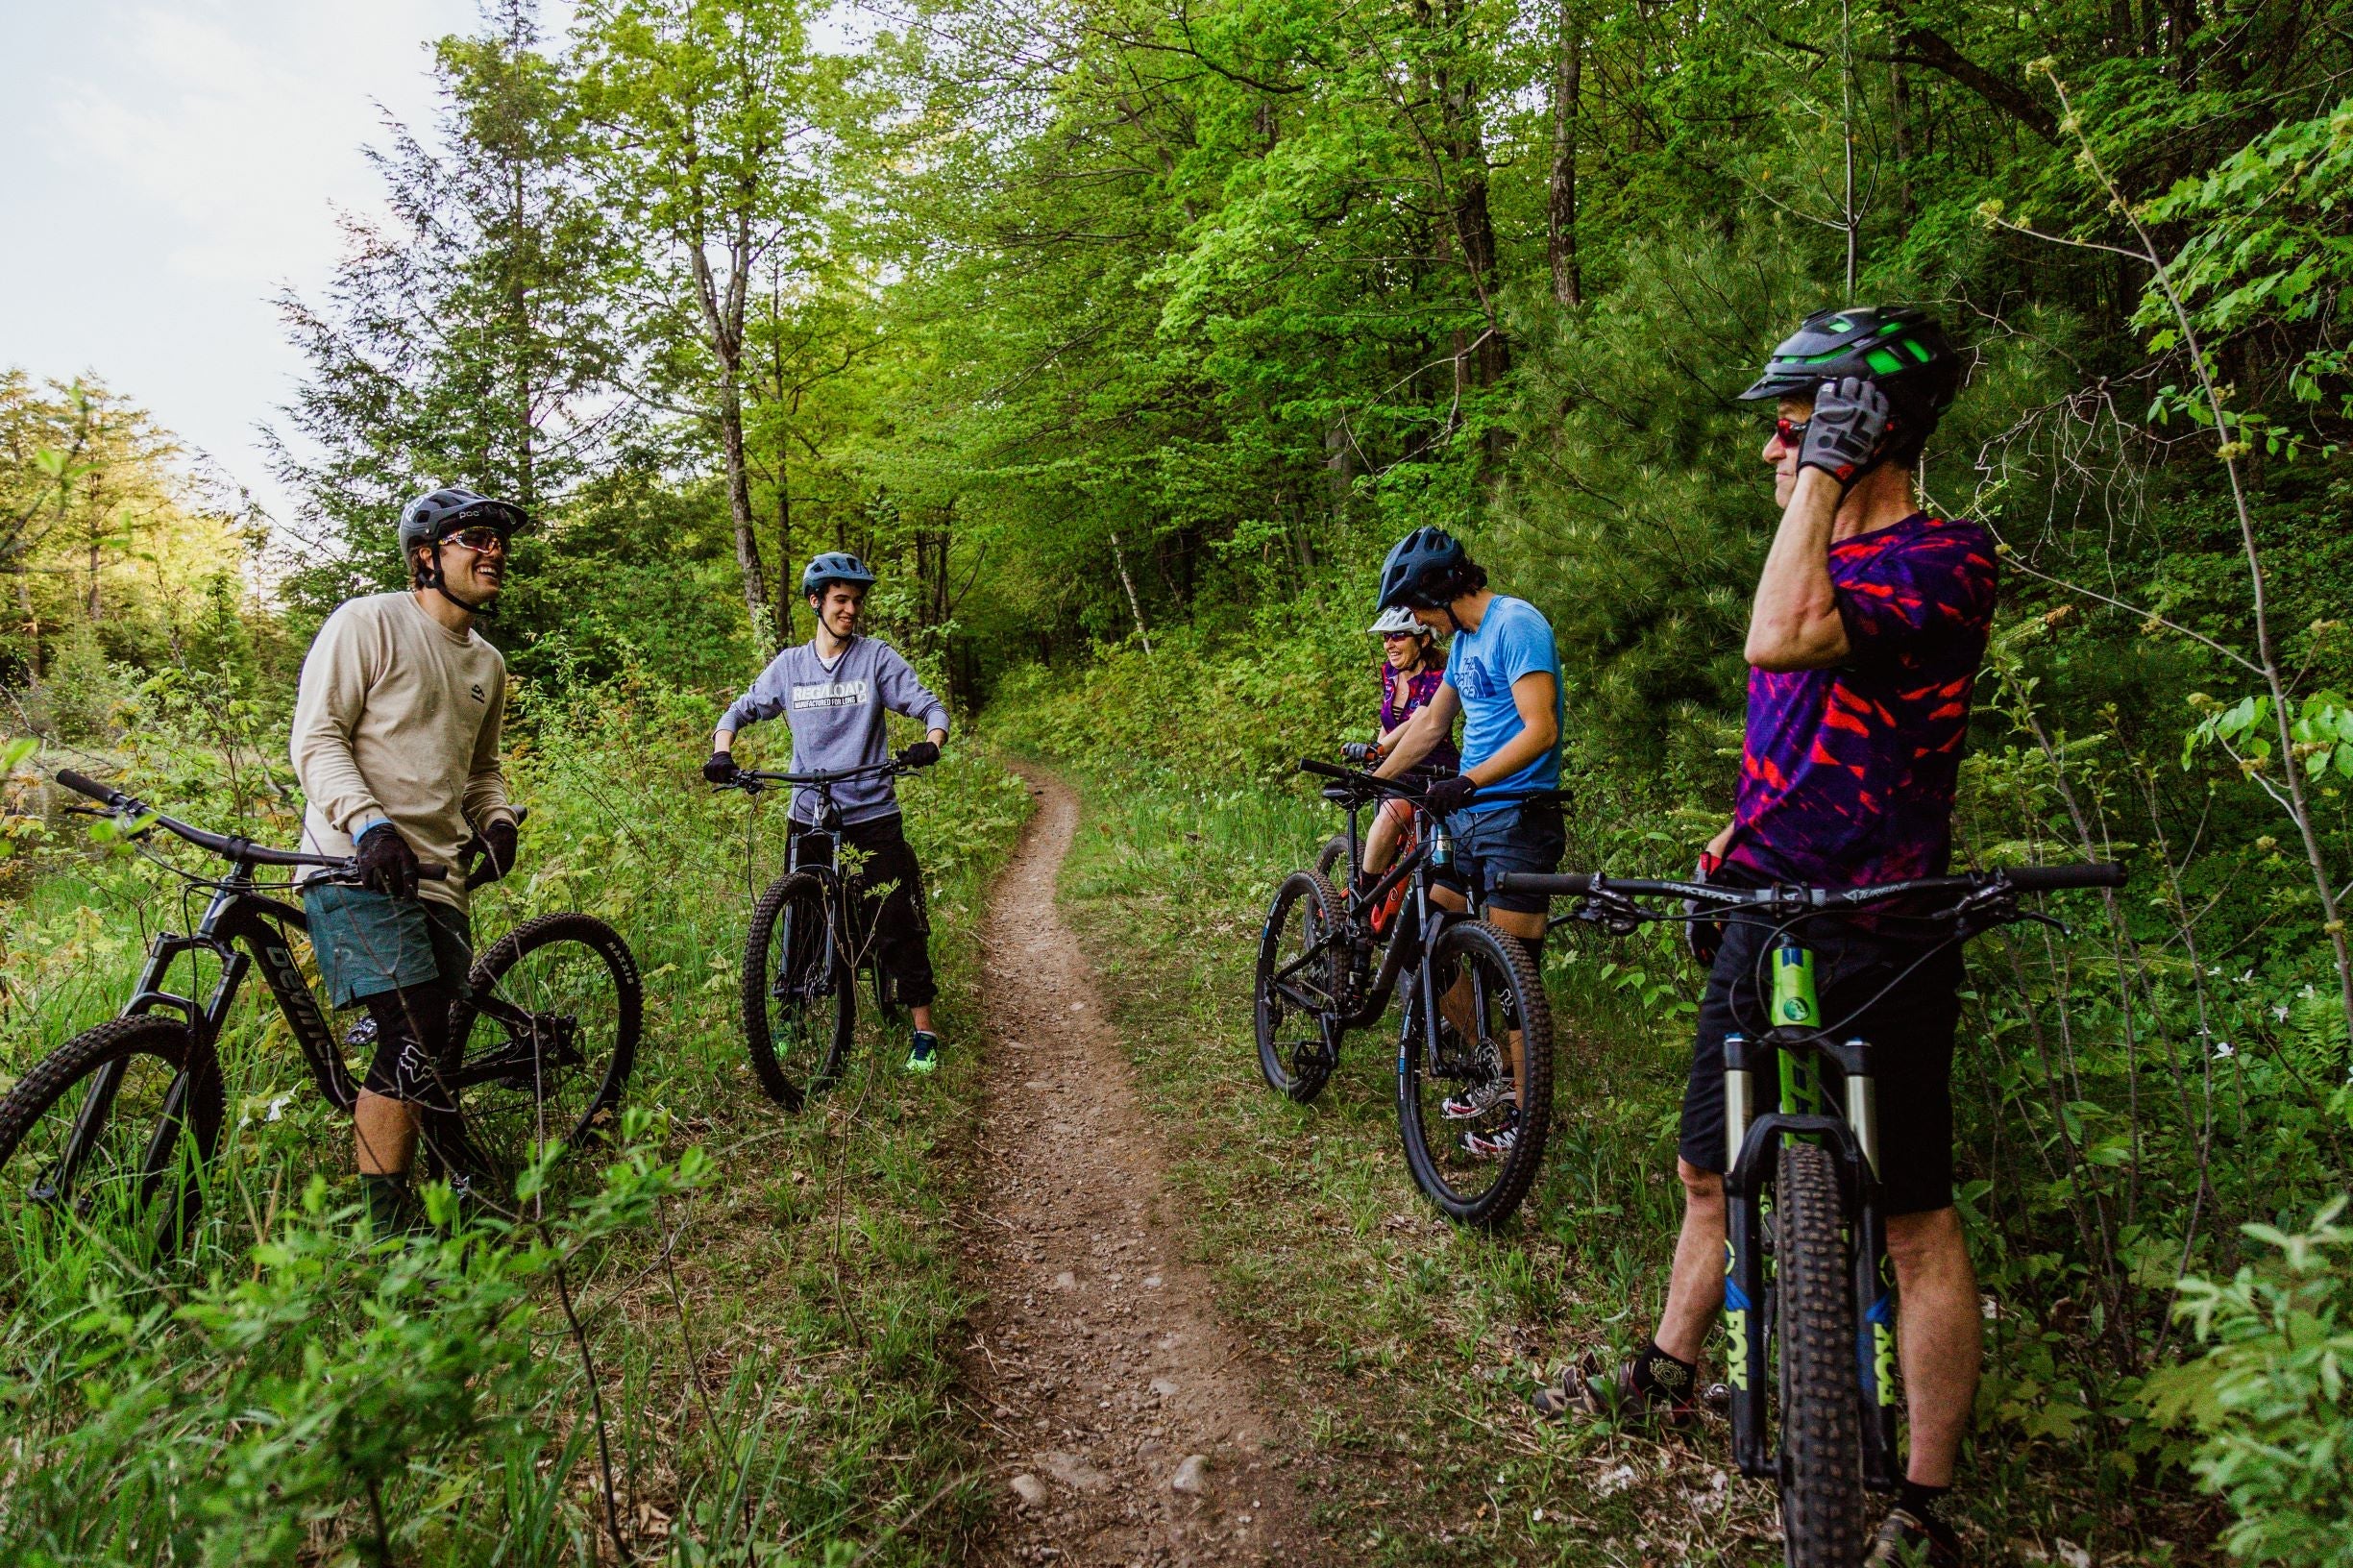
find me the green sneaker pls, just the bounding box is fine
[904,1030,942,1075]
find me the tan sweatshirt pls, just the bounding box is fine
[288,592,514,911]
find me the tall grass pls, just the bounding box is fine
[0,671,1030,1564]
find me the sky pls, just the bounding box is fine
[0,0,492,527]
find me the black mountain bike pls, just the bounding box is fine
[0,771,642,1260]
[721,753,932,1110]
[1497,860,2125,1566]
[1254,757,1554,1228]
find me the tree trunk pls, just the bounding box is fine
[716,372,771,649]
[1548,7,1582,307]
[775,448,795,646]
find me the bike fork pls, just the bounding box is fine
[1722,1029,1773,1480]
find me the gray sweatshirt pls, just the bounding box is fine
[719,636,951,823]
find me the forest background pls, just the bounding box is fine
[6,0,2353,1559]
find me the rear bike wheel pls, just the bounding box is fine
[742,870,855,1109]
[1396,919,1554,1229]
[1776,1139,1868,1565]
[445,913,641,1206]
[0,1016,224,1262]
[1315,834,1352,882]
[1253,870,1343,1103]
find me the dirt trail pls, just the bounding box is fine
[962,771,1319,1566]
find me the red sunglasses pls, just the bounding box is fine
[1775,416,1811,448]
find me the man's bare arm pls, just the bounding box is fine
[1744,467,1851,671]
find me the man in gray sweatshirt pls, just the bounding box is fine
[705,551,952,1073]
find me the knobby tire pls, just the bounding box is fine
[1396,920,1554,1229]
[1254,869,1342,1103]
[0,1016,224,1262]
[447,912,642,1203]
[1776,1139,1868,1565]
[742,870,855,1110]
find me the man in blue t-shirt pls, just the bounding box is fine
[1372,527,1564,1158]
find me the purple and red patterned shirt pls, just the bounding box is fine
[1724,513,1997,889]
[1381,662,1459,772]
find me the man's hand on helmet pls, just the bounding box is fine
[1798,377,1894,489]
[703,750,739,785]
[355,822,423,901]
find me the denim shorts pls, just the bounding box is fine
[302,884,474,1009]
[1446,796,1566,915]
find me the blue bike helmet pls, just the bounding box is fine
[1376,527,1477,611]
[802,551,878,595]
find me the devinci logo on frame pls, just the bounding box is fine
[792,677,870,711]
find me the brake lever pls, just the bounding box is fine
[1571,894,1645,939]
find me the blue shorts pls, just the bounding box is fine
[302,884,473,1008]
[1446,796,1565,916]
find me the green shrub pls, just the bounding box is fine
[2150,1201,2353,1565]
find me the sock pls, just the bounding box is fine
[359,1171,413,1229]
[1898,1480,1953,1529]
[1630,1340,1697,1402]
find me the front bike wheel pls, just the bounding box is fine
[1253,870,1343,1103]
[1397,919,1554,1229]
[742,870,855,1110]
[446,913,642,1205]
[1776,1139,1868,1565]
[0,1016,223,1262]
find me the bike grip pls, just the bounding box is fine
[1493,872,1598,897]
[2005,862,2126,892]
[1296,758,1351,780]
[55,769,117,805]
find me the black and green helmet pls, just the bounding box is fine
[1737,305,1960,409]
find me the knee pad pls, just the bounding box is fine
[358,987,455,1110]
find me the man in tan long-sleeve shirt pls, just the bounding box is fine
[288,485,526,1227]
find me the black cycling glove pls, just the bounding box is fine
[355,821,422,901]
[471,818,519,887]
[1799,376,1894,489]
[703,750,739,784]
[1683,851,1726,969]
[1423,773,1480,817]
[898,740,941,769]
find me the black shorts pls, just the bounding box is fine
[1443,796,1565,915]
[1679,910,1964,1216]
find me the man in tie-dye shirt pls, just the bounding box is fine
[1543,306,1988,1568]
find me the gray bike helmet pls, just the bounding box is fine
[398,486,529,564]
[802,551,878,595]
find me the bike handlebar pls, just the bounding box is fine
[1296,757,1424,800]
[56,769,448,881]
[722,753,926,794]
[1493,861,2125,908]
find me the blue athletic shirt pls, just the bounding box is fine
[1442,595,1563,815]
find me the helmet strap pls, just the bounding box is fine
[423,542,499,620]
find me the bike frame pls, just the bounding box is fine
[749,760,907,1017]
[1720,930,1900,1490]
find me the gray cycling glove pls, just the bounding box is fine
[1799,376,1894,489]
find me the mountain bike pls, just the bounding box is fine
[719,752,933,1110]
[1253,757,1554,1228]
[1496,859,2125,1566]
[0,770,642,1260]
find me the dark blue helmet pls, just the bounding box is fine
[1376,527,1473,611]
[801,551,877,595]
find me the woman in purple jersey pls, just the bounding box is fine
[1360,606,1454,881]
